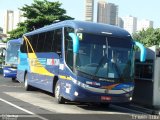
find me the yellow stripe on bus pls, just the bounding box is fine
[23,36,54,77]
[59,75,72,80]
[28,53,54,76]
[23,36,72,80]
[23,36,35,53]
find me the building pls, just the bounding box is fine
[3,10,14,34]
[0,27,3,34]
[137,19,153,31]
[118,17,124,28]
[97,0,118,25]
[97,0,106,23]
[3,10,26,34]
[13,11,26,29]
[122,16,137,35]
[85,0,94,22]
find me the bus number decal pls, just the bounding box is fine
[59,64,64,70]
[65,83,71,94]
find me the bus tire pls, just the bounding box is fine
[12,78,17,82]
[24,73,32,91]
[55,82,65,104]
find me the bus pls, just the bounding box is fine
[17,20,146,104]
[3,38,22,81]
[0,43,6,74]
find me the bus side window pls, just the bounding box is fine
[64,27,74,69]
[20,38,27,53]
[53,29,62,56]
[44,31,54,52]
[36,32,46,52]
[27,36,33,53]
[31,34,38,52]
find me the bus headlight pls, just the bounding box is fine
[129,97,132,101]
[74,91,79,96]
[4,70,10,73]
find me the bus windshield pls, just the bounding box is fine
[6,42,20,65]
[75,33,133,83]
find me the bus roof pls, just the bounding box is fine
[24,20,131,38]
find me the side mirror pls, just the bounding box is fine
[134,41,146,62]
[69,33,79,53]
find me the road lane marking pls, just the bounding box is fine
[0,98,49,120]
[0,84,23,88]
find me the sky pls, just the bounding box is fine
[0,0,160,28]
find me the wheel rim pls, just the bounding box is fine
[55,84,60,99]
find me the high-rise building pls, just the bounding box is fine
[0,27,3,34]
[118,17,124,28]
[85,0,94,22]
[3,10,26,34]
[4,10,14,34]
[122,16,137,34]
[97,0,106,23]
[137,19,153,31]
[97,0,118,25]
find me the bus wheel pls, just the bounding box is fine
[12,78,17,82]
[55,82,65,104]
[24,73,32,91]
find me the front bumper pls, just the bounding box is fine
[61,81,133,103]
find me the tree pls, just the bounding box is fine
[8,23,27,39]
[132,28,160,47]
[8,0,74,39]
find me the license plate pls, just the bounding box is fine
[101,96,112,101]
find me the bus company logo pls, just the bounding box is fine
[47,59,59,66]
[86,81,100,86]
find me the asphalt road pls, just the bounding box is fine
[0,75,159,120]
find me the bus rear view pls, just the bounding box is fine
[17,20,146,105]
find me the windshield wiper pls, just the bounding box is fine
[76,69,99,80]
[93,37,109,78]
[93,55,107,77]
[112,62,124,83]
